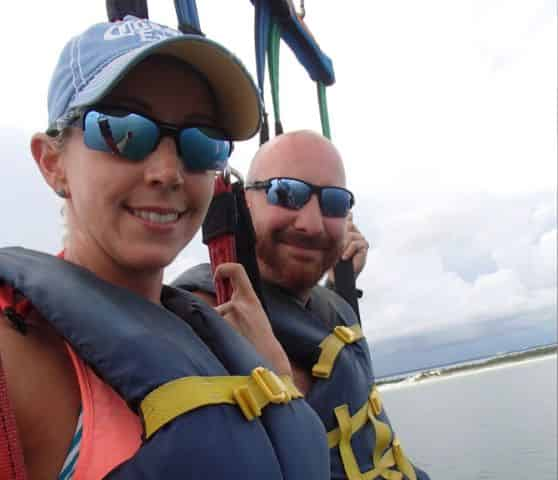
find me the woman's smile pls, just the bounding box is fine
[125,205,185,229]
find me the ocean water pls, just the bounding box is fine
[379,354,557,479]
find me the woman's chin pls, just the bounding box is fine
[120,247,179,273]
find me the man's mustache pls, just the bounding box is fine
[272,229,333,250]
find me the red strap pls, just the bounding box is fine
[206,175,237,305]
[0,286,31,321]
[0,286,28,479]
[0,355,27,479]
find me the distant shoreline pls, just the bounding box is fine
[376,343,557,389]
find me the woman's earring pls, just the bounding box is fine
[55,188,67,198]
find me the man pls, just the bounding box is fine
[174,130,429,479]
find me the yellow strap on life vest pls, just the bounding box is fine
[328,387,417,480]
[312,325,364,379]
[140,366,303,439]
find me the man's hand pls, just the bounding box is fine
[214,263,292,376]
[327,213,370,285]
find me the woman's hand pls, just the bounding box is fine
[213,263,292,377]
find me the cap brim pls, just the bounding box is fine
[68,35,262,141]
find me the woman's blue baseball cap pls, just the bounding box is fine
[47,16,262,140]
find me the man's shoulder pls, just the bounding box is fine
[310,284,360,328]
[172,263,215,295]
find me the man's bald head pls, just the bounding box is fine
[247,130,346,186]
[245,130,349,299]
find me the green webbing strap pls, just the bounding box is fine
[318,81,331,139]
[268,19,283,135]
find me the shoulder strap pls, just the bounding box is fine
[332,260,361,323]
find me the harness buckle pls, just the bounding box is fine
[334,325,358,344]
[252,367,290,404]
[233,385,262,421]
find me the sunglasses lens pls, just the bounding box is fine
[321,188,353,217]
[84,110,158,161]
[267,179,311,210]
[179,127,230,171]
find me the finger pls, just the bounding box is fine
[352,248,368,276]
[348,222,361,235]
[343,231,364,251]
[214,301,232,318]
[214,263,255,298]
[342,239,369,261]
[214,302,240,329]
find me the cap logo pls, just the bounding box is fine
[104,18,180,43]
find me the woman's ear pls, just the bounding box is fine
[31,133,67,194]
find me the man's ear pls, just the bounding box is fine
[31,133,67,193]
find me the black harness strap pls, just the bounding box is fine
[333,260,361,323]
[232,183,268,312]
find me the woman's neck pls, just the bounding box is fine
[63,243,164,305]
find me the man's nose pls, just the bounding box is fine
[292,194,325,235]
[144,137,185,190]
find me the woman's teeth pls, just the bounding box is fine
[131,209,179,224]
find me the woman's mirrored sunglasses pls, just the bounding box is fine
[245,177,354,218]
[65,107,233,172]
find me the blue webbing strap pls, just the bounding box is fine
[254,0,272,144]
[253,0,335,143]
[174,0,202,33]
[254,0,271,95]
[261,0,335,86]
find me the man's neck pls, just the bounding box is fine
[261,275,312,306]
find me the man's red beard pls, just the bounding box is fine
[256,228,343,294]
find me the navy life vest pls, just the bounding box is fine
[174,263,430,480]
[0,248,330,479]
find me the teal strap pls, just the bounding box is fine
[317,82,331,139]
[268,19,283,135]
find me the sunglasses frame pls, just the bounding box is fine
[59,105,234,171]
[245,177,355,218]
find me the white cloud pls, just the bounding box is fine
[358,192,556,340]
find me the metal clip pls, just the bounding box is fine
[222,165,244,186]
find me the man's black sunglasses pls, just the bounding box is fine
[245,177,354,218]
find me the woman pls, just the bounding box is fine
[0,15,328,480]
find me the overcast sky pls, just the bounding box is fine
[1,1,556,344]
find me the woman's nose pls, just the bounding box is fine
[144,137,185,190]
